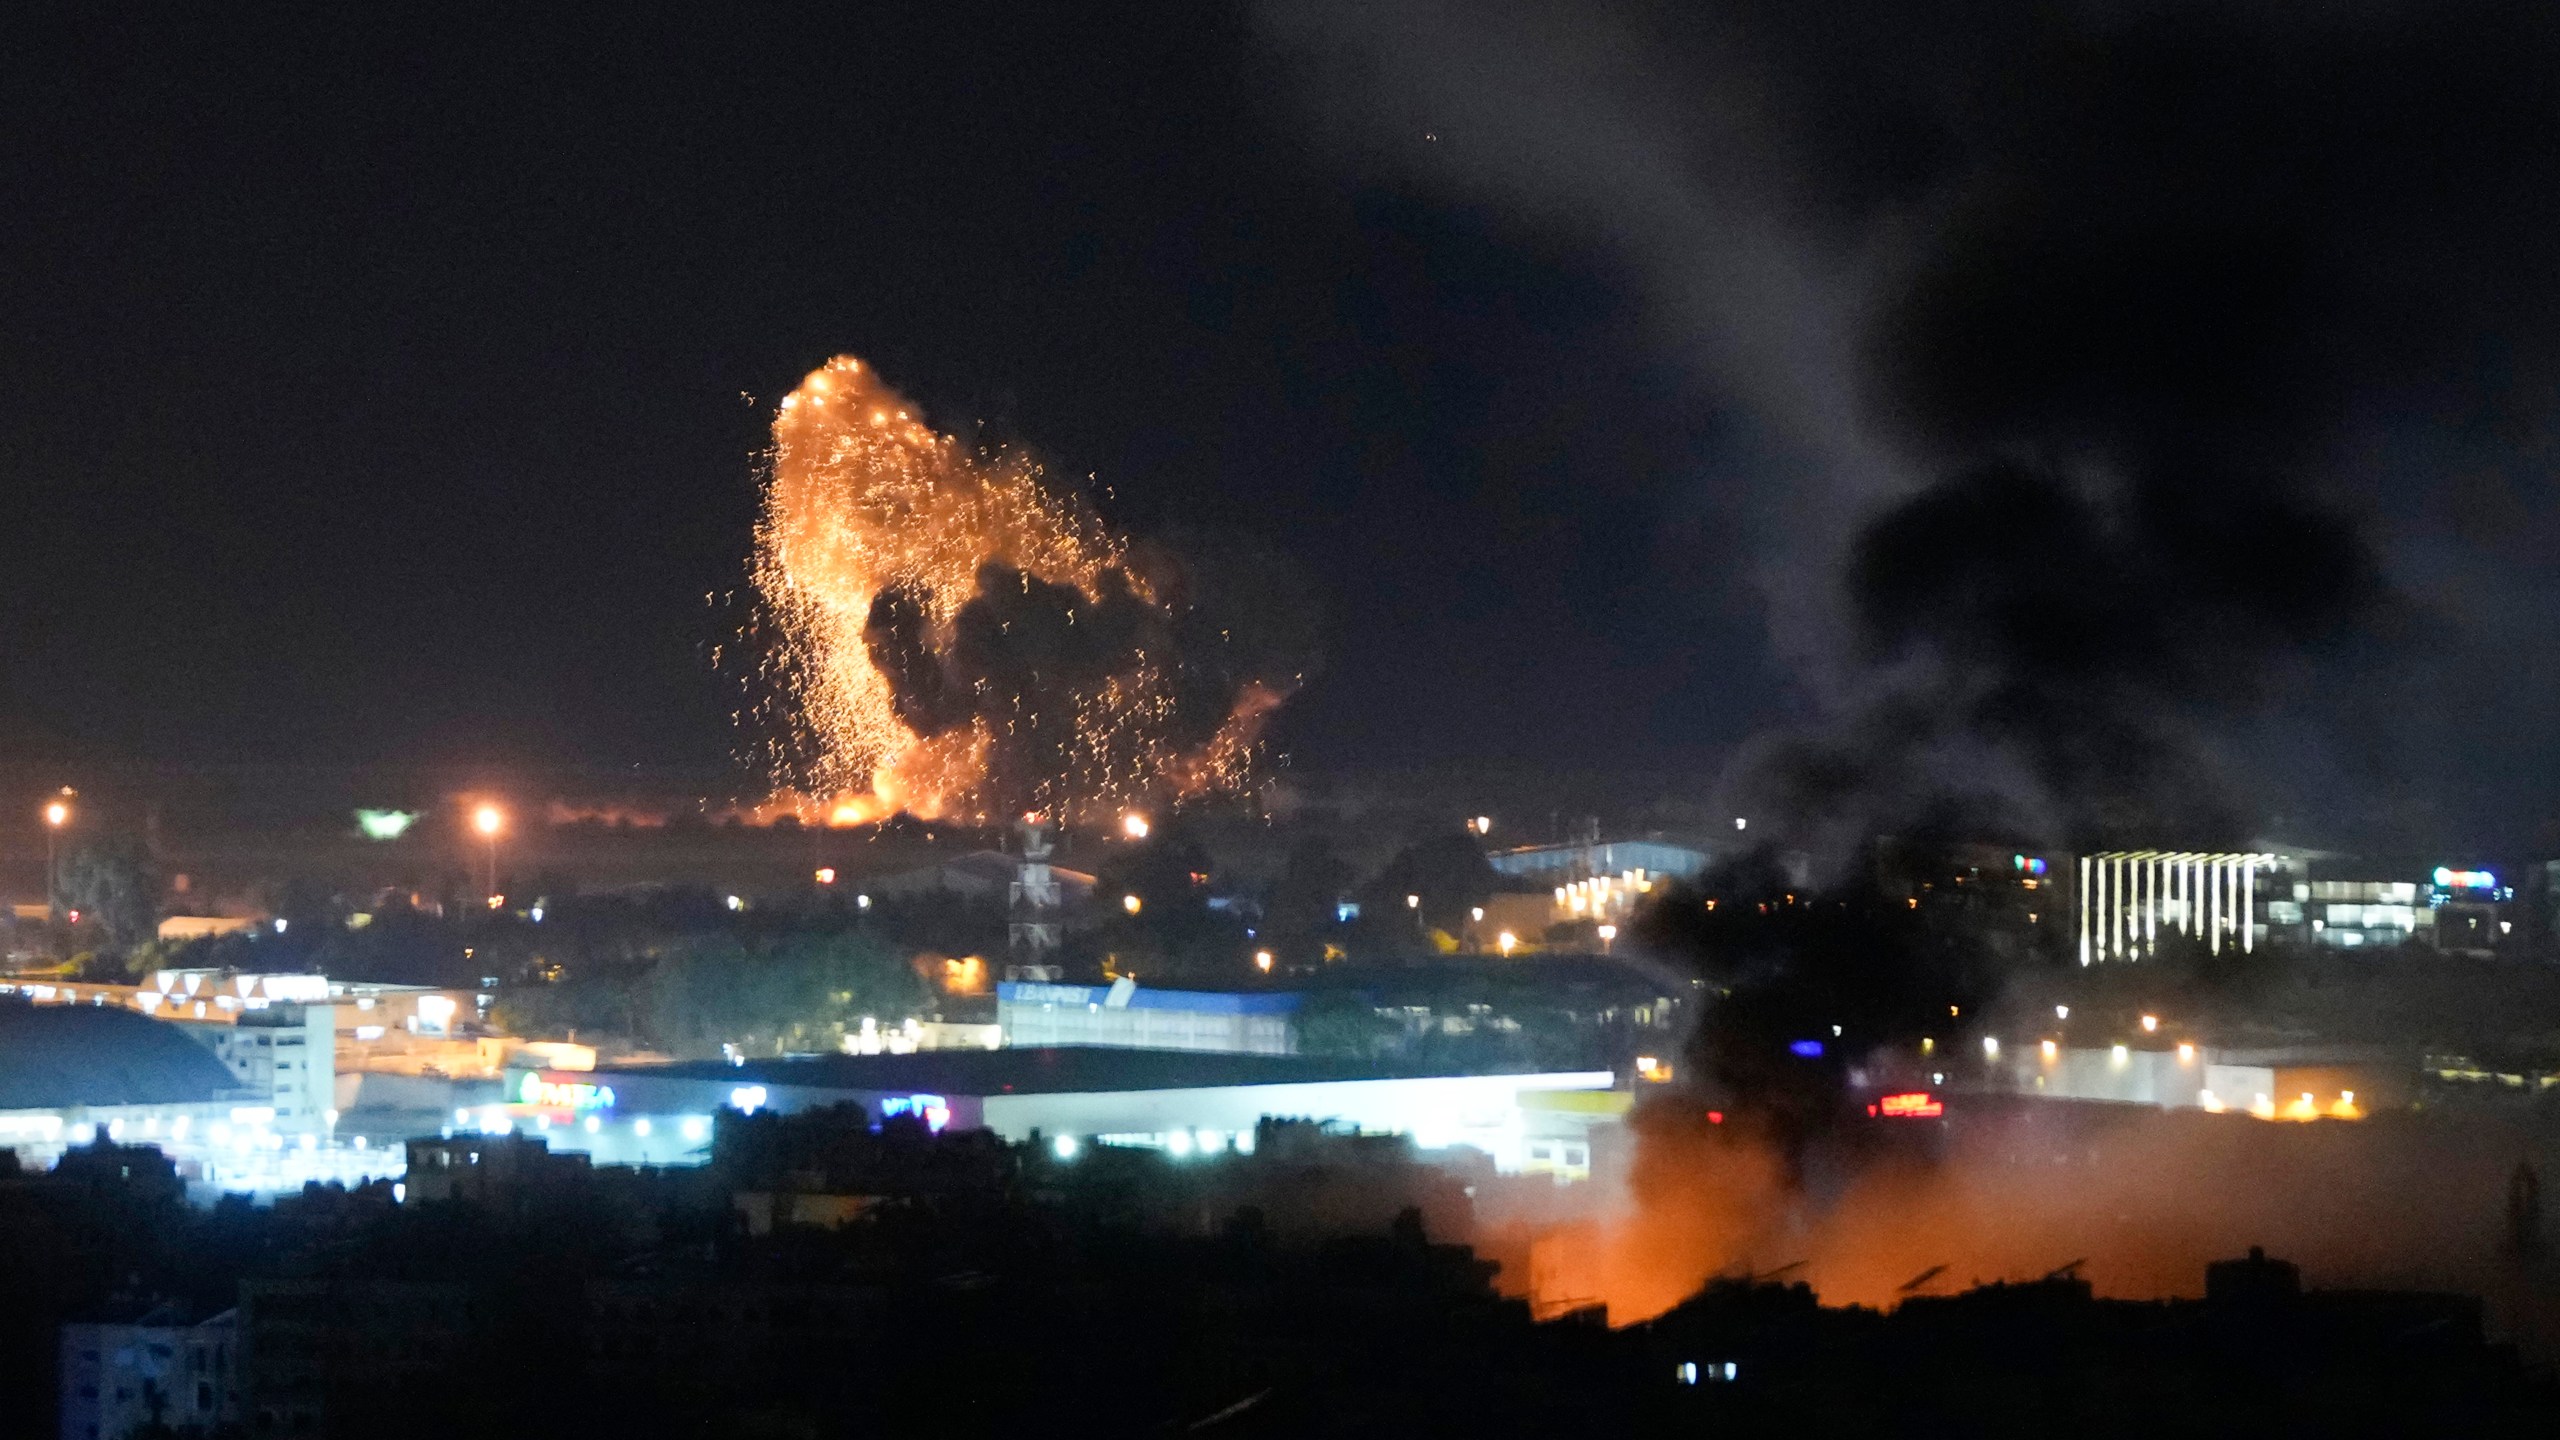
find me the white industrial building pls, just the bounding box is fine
[1968,1038,2387,1121]
[481,1048,1625,1178]
[0,1001,398,1194]
[179,1004,335,1135]
[996,979,1300,1055]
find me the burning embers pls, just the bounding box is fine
[747,356,1300,824]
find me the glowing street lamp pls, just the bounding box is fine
[1121,813,1150,841]
[1597,922,1618,954]
[1254,949,1274,973]
[1497,930,1518,957]
[472,804,504,901]
[1122,893,1143,915]
[42,790,71,923]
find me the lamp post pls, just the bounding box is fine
[42,792,71,923]
[473,804,504,902]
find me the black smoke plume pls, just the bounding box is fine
[1265,0,2560,851]
[858,535,1320,817]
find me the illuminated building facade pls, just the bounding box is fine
[2076,850,2290,963]
[482,1048,1621,1177]
[179,1004,334,1135]
[2079,850,2524,960]
[998,979,1299,1054]
[1487,838,1705,936]
[0,1002,252,1170]
[1972,1040,2393,1120]
[0,1003,398,1195]
[1485,838,1713,885]
[3,970,488,1073]
[2417,866,2511,956]
[2293,876,2426,950]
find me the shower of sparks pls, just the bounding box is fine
[744,355,1282,825]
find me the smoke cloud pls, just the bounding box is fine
[1260,0,2560,850]
[1507,1102,2560,1350]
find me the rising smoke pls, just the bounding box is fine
[1508,1099,2560,1343]
[1267,0,2560,1329]
[747,357,1310,823]
[1262,0,2560,851]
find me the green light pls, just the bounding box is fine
[356,809,419,841]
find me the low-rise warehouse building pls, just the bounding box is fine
[484,1047,1623,1177]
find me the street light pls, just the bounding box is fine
[1598,923,1618,954]
[1123,893,1143,915]
[472,804,504,901]
[1254,949,1273,973]
[1121,813,1150,841]
[42,791,71,923]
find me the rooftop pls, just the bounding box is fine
[589,1046,1608,1098]
[0,1000,246,1111]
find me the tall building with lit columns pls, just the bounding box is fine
[2076,850,2294,963]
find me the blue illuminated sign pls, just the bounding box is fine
[1788,1040,1824,1058]
[878,1093,952,1132]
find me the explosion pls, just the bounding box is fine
[747,356,1297,824]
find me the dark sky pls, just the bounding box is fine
[8,3,2560,852]
[0,3,1775,784]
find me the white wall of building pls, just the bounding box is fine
[181,1006,335,1134]
[981,1071,1617,1173]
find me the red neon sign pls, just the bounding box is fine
[1877,1091,1943,1118]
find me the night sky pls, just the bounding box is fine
[2,5,1769,779]
[8,3,2560,852]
